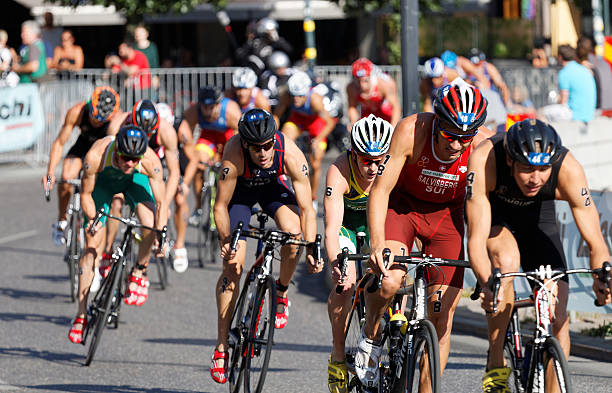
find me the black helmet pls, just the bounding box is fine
[468,47,486,64]
[504,119,563,166]
[238,109,277,144]
[88,86,120,121]
[131,99,159,135]
[116,125,148,158]
[198,86,223,106]
[433,81,488,132]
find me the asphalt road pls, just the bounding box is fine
[0,165,610,393]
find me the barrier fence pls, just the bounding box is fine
[0,64,557,165]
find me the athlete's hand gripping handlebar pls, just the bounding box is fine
[367,248,391,293]
[89,208,105,235]
[44,175,51,202]
[488,268,503,314]
[313,234,322,266]
[594,261,611,307]
[335,247,349,294]
[230,221,244,251]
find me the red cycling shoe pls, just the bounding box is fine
[99,253,112,278]
[275,296,290,329]
[210,349,228,384]
[68,317,87,344]
[124,274,149,306]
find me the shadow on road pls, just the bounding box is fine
[0,312,70,326]
[0,347,81,366]
[0,245,62,258]
[144,337,331,353]
[0,287,70,301]
[293,261,329,304]
[24,274,69,283]
[445,362,484,370]
[23,384,199,393]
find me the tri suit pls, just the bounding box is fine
[285,89,331,150]
[356,75,394,122]
[67,103,111,159]
[196,97,235,157]
[339,151,370,253]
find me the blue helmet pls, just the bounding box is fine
[441,50,457,69]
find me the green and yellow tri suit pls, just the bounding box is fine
[339,151,370,253]
[87,137,155,227]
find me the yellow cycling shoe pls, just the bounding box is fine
[328,356,349,393]
[482,366,511,393]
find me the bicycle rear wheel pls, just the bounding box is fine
[504,340,526,393]
[84,256,124,366]
[198,183,212,267]
[403,319,440,393]
[228,276,252,393]
[244,275,276,393]
[535,337,572,393]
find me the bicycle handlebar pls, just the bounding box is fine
[44,176,51,202]
[90,208,168,245]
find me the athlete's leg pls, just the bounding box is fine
[134,201,156,269]
[309,140,326,201]
[427,284,461,374]
[486,225,521,370]
[104,193,124,255]
[552,280,570,358]
[58,156,82,221]
[193,142,214,211]
[76,223,105,318]
[281,122,301,141]
[273,204,303,294]
[174,188,189,249]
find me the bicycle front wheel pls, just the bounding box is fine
[84,257,124,366]
[344,302,365,374]
[244,275,276,393]
[530,337,572,393]
[403,319,440,393]
[227,277,251,393]
[67,213,80,303]
[504,339,526,393]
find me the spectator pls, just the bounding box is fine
[134,25,159,68]
[577,35,612,114]
[538,45,596,123]
[110,38,151,89]
[51,30,84,74]
[41,11,62,66]
[530,37,549,68]
[0,30,19,87]
[13,20,48,83]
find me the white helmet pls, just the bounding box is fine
[424,57,445,78]
[232,67,258,89]
[351,114,394,157]
[267,51,290,70]
[156,102,174,125]
[287,71,312,96]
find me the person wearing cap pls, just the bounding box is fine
[419,57,462,112]
[68,125,168,344]
[273,70,336,207]
[43,86,125,246]
[178,86,241,226]
[346,57,401,129]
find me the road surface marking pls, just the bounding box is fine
[0,230,38,245]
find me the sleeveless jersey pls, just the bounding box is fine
[198,97,232,134]
[78,104,111,143]
[356,76,393,121]
[343,151,368,229]
[489,133,568,224]
[238,132,286,188]
[97,138,143,186]
[392,122,471,206]
[289,90,319,125]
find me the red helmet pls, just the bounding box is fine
[433,81,488,132]
[352,57,374,78]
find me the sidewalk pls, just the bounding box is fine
[453,295,612,362]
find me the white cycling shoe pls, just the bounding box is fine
[52,220,68,246]
[354,330,382,389]
[90,266,103,293]
[172,248,189,273]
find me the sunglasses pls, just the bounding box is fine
[355,153,383,166]
[246,140,275,153]
[437,120,478,143]
[117,151,143,163]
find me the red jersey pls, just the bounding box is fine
[357,75,393,122]
[392,123,471,207]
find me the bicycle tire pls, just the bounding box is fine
[527,337,572,393]
[84,255,125,366]
[402,319,440,393]
[198,183,212,267]
[244,275,276,393]
[67,212,79,303]
[153,256,168,290]
[504,339,526,393]
[344,302,366,374]
[228,276,252,393]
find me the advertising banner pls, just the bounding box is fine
[0,83,45,153]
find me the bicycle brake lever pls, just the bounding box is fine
[489,268,502,314]
[89,208,105,235]
[44,175,51,202]
[336,247,349,294]
[367,248,391,293]
[230,221,243,251]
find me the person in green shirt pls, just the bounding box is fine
[134,25,159,69]
[13,20,47,83]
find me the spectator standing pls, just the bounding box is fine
[41,11,62,65]
[13,20,48,83]
[0,30,19,88]
[538,45,596,123]
[52,30,83,74]
[576,35,612,114]
[110,39,151,89]
[134,25,159,68]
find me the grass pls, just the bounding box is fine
[580,321,612,338]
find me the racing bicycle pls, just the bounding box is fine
[198,162,222,266]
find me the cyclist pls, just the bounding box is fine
[225,67,271,113]
[210,108,321,384]
[178,86,241,226]
[357,79,493,387]
[325,114,394,393]
[68,125,167,344]
[273,70,336,207]
[42,86,123,245]
[419,57,461,113]
[346,57,401,128]
[465,119,611,392]
[102,99,186,273]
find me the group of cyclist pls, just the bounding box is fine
[41,54,610,393]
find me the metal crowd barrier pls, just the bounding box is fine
[0,64,557,165]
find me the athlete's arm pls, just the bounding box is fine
[367,115,414,276]
[80,139,107,227]
[214,137,241,245]
[44,102,83,189]
[106,112,128,137]
[310,93,335,142]
[324,157,349,266]
[225,100,242,133]
[178,116,198,194]
[159,118,180,204]
[466,140,496,286]
[381,77,401,126]
[346,82,360,129]
[255,89,271,112]
[486,64,511,107]
[142,148,168,230]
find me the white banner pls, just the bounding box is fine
[0,83,45,153]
